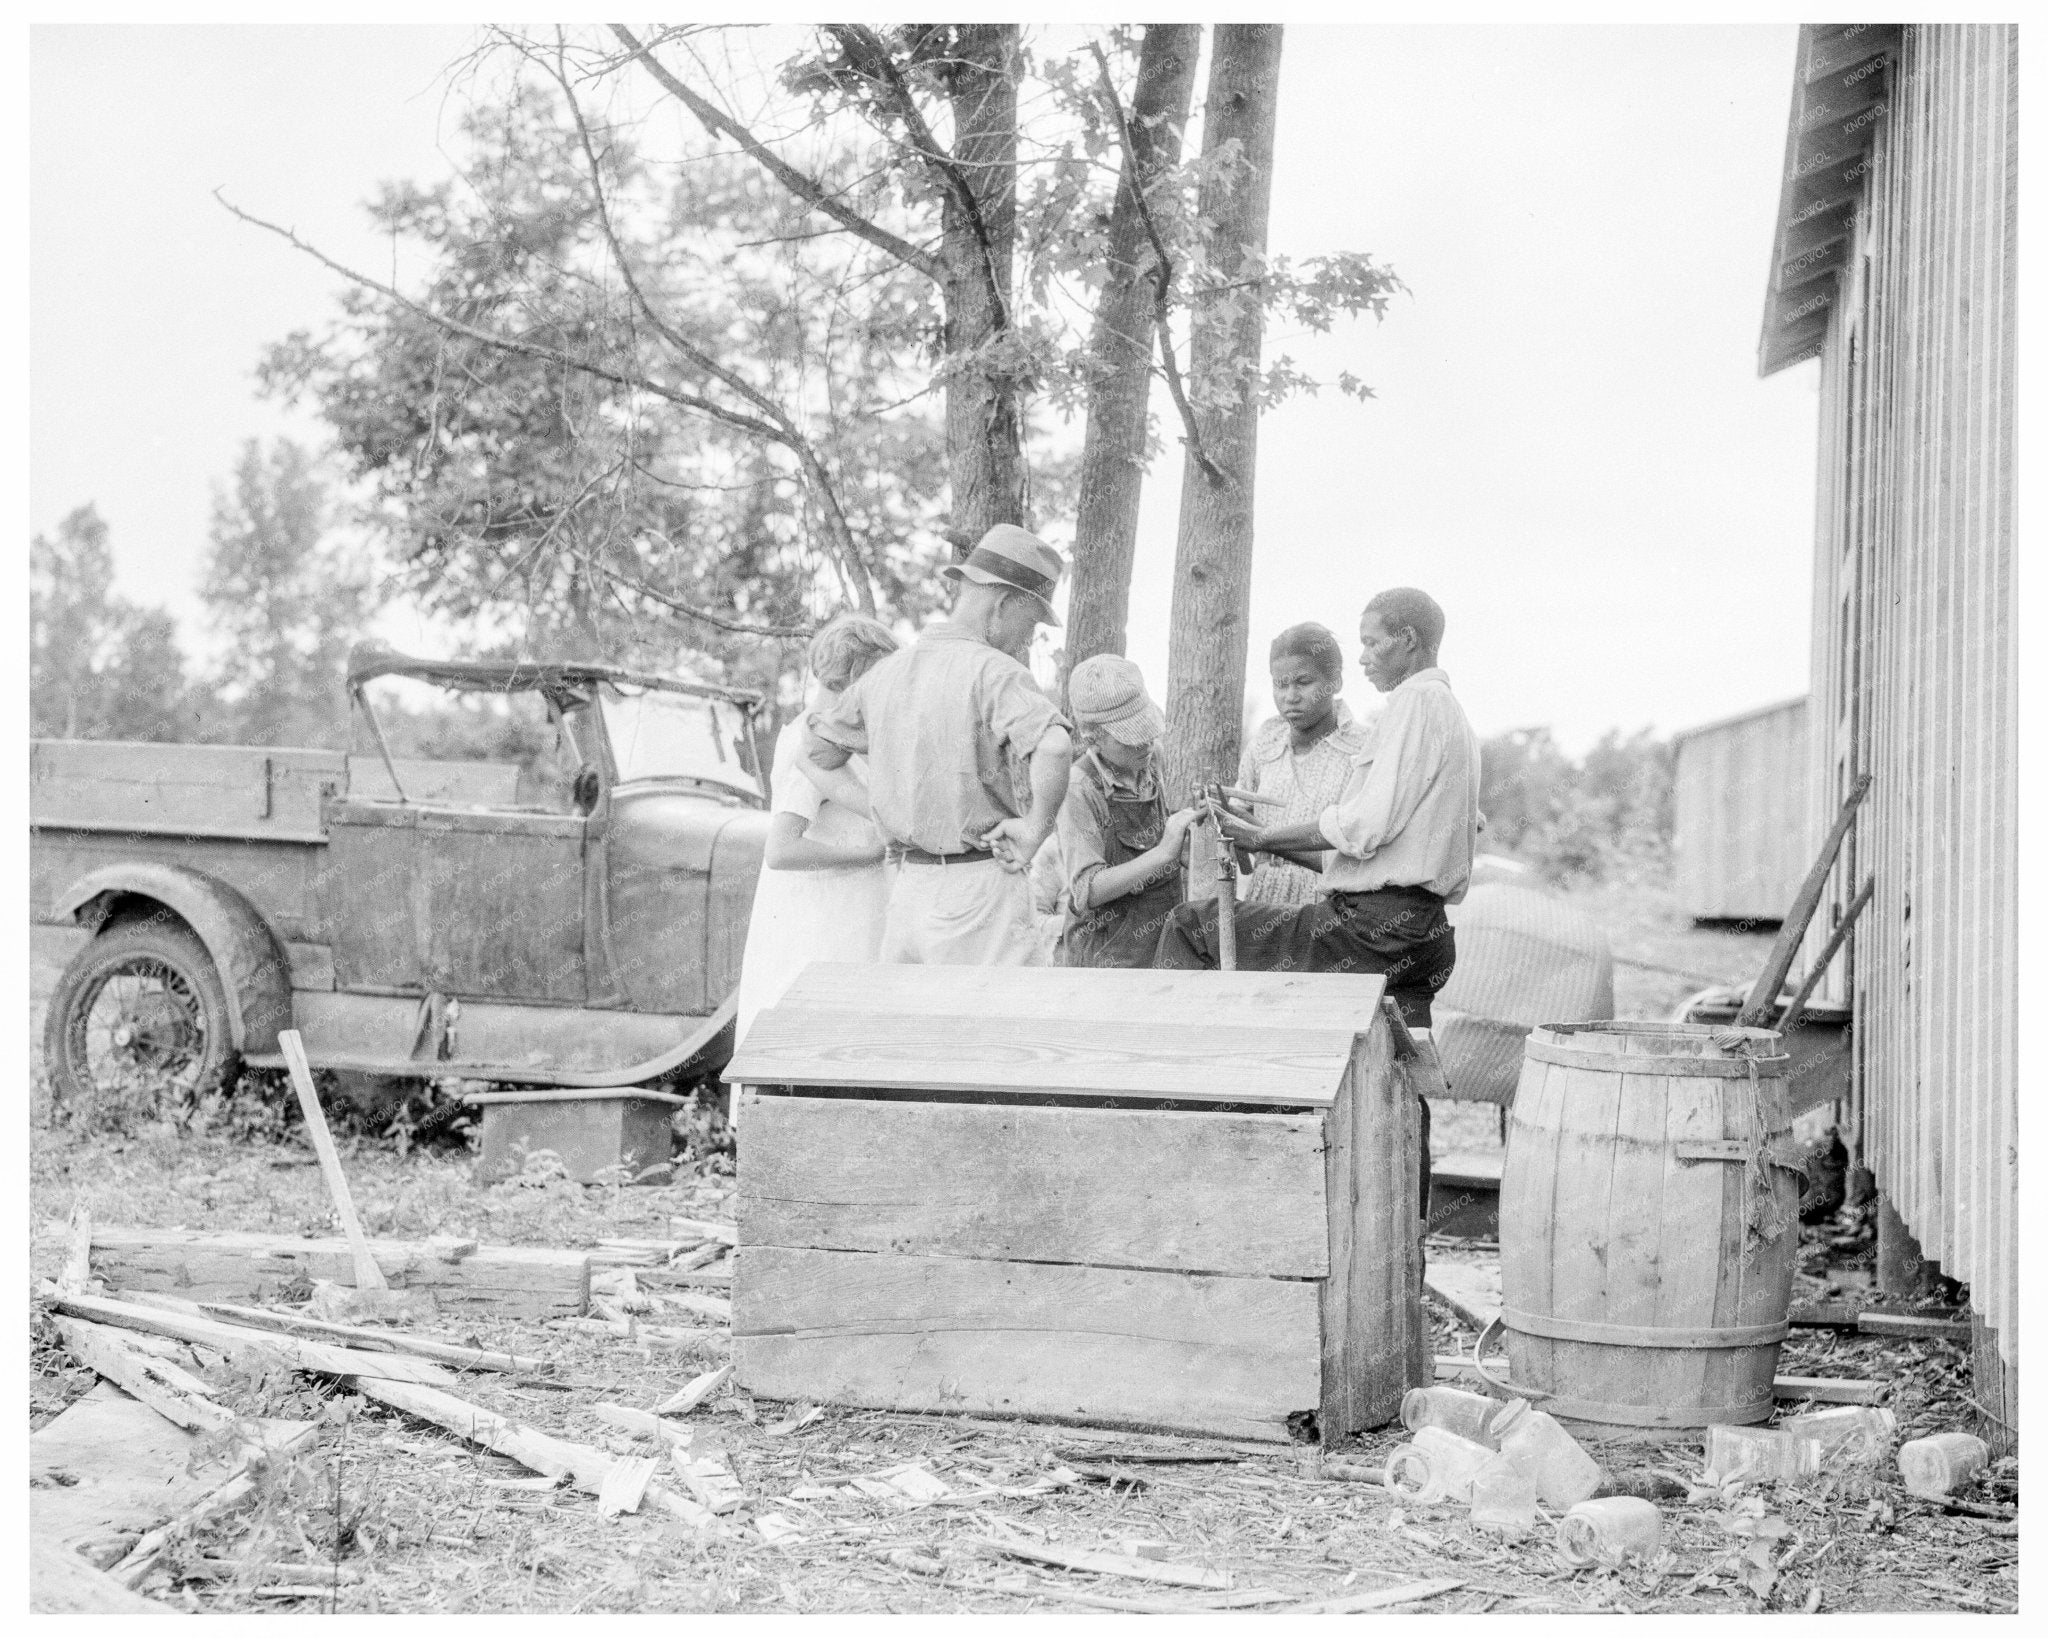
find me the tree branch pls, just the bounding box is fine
[548,45,878,611]
[1089,42,1224,488]
[593,545,816,640]
[217,191,788,444]
[607,23,944,284]
[218,191,852,634]
[826,24,1010,333]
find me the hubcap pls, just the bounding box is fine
[72,956,210,1098]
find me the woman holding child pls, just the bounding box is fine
[734,614,900,1055]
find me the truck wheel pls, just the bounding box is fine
[44,919,237,1121]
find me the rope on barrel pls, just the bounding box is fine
[1714,1034,1800,1250]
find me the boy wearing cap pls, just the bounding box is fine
[804,524,1074,966]
[1057,656,1199,968]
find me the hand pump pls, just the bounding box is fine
[1196,785,1280,974]
[1199,786,1239,971]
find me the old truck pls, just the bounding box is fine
[31,646,771,1112]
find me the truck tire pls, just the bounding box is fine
[44,919,238,1120]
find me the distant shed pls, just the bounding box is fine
[1670,697,1809,923]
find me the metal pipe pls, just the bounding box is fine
[1202,786,1239,971]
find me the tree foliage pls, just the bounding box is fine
[257,80,954,703]
[200,439,378,748]
[1480,726,1674,886]
[30,506,201,742]
[235,27,1403,717]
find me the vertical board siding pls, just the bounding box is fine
[1802,26,2017,1361]
[1672,700,1811,922]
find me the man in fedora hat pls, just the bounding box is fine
[804,524,1073,966]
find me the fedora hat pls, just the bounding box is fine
[942,524,1065,626]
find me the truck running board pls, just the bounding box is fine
[244,992,737,1087]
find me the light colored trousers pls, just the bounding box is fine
[880,857,1047,966]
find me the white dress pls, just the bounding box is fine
[733,729,892,1057]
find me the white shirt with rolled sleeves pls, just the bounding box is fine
[1315,668,1482,905]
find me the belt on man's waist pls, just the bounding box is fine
[1328,883,1445,905]
[891,844,997,866]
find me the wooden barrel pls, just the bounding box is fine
[1497,1022,1800,1430]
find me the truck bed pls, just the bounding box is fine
[29,740,526,845]
[29,740,344,843]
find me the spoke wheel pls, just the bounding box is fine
[45,919,237,1124]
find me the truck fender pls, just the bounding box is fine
[53,864,294,1055]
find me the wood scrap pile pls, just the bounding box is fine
[29,1067,759,1613]
[26,1048,2016,1616]
[31,1205,740,1611]
[32,1180,1470,1619]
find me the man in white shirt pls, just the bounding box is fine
[1152,587,1481,1030]
[805,525,1074,966]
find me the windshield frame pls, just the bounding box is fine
[598,682,765,807]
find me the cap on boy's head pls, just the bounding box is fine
[1068,654,1165,746]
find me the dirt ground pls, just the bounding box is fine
[26,886,2019,1614]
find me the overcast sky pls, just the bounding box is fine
[31,23,1818,752]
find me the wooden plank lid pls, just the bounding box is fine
[724,964,1388,1107]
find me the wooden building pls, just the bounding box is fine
[1670,697,1810,923]
[1758,23,2017,1441]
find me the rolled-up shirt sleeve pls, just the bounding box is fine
[983,665,1064,758]
[1318,692,1447,862]
[1057,780,1111,909]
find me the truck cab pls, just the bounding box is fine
[33,645,773,1113]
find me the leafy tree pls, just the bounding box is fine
[30,505,204,742]
[199,439,378,747]
[1479,725,1674,886]
[1478,726,1576,852]
[1061,25,1200,686]
[230,24,1401,737]
[256,81,953,707]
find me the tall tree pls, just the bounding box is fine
[613,23,1036,551]
[1162,25,1286,798]
[232,26,1398,713]
[257,83,954,699]
[30,505,201,742]
[199,439,377,747]
[1063,24,1202,685]
[927,24,1024,540]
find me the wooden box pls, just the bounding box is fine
[468,1086,685,1184]
[723,964,1427,1444]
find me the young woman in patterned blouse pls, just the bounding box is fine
[1235,622,1369,908]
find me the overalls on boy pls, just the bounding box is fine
[1060,748,1181,968]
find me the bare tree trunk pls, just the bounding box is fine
[940,24,1025,547]
[1162,24,1283,801]
[1063,24,1202,690]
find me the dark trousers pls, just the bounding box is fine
[1154,884,1453,1240]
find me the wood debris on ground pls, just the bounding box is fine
[28,1141,2022,1616]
